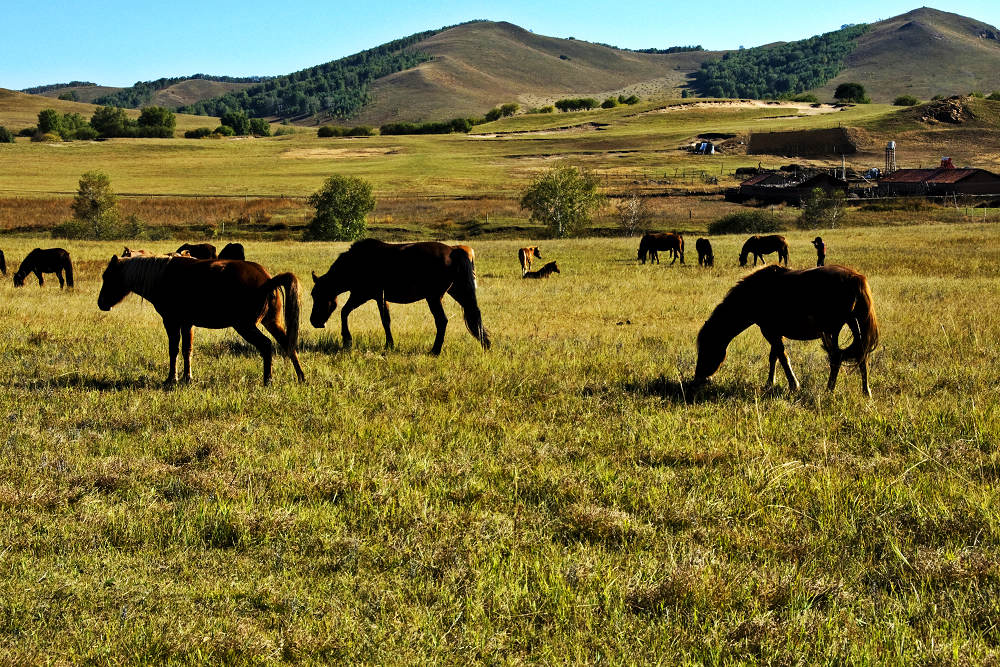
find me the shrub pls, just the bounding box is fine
[90,106,132,138]
[499,103,519,117]
[319,125,376,137]
[37,109,63,135]
[70,126,99,140]
[484,108,502,122]
[0,126,14,143]
[137,106,176,131]
[379,119,471,135]
[55,170,140,239]
[249,118,271,137]
[526,106,555,114]
[601,97,619,109]
[214,125,235,136]
[618,94,640,105]
[988,92,1000,101]
[272,126,296,136]
[970,91,985,99]
[707,210,784,235]
[788,93,819,103]
[893,95,920,106]
[32,132,63,143]
[18,127,36,137]
[220,110,251,135]
[834,82,870,104]
[317,125,337,137]
[554,98,599,112]
[520,165,605,237]
[185,127,214,139]
[304,174,375,241]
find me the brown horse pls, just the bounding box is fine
[176,242,217,260]
[13,248,74,288]
[309,239,490,354]
[122,247,153,257]
[638,232,684,265]
[523,261,560,279]
[739,235,788,267]
[693,265,878,396]
[518,246,542,275]
[696,238,714,267]
[219,243,246,260]
[0,249,6,276]
[98,255,305,385]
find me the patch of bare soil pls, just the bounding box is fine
[468,122,609,139]
[281,147,401,159]
[640,100,843,116]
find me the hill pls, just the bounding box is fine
[814,7,1000,102]
[32,76,262,109]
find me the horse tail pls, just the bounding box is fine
[846,275,879,365]
[679,235,685,264]
[638,236,648,263]
[0,249,6,276]
[64,254,74,288]
[450,249,491,350]
[263,272,301,356]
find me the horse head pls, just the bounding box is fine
[549,261,560,274]
[533,246,542,259]
[97,256,130,311]
[637,237,648,263]
[12,271,26,287]
[694,327,727,383]
[309,269,338,328]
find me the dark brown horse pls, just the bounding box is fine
[518,246,542,275]
[0,249,6,276]
[219,243,246,260]
[310,239,490,354]
[523,261,560,279]
[739,235,788,267]
[638,232,684,265]
[696,238,714,267]
[98,255,305,385]
[693,265,879,396]
[176,243,217,260]
[13,248,74,288]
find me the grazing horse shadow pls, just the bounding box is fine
[19,373,163,392]
[623,375,756,404]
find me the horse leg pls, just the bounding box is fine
[427,297,448,355]
[57,270,64,288]
[767,346,779,388]
[235,323,274,385]
[180,325,194,383]
[35,270,43,287]
[767,335,799,391]
[845,318,872,397]
[670,248,678,265]
[339,294,367,350]
[164,322,180,385]
[824,331,842,393]
[377,296,394,350]
[261,314,306,383]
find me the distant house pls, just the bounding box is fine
[878,164,1000,197]
[726,171,848,204]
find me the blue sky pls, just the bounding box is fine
[3,1,998,90]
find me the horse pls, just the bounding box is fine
[696,238,714,267]
[638,232,684,265]
[309,239,490,355]
[176,242,217,260]
[0,249,6,276]
[693,265,879,396]
[97,255,306,385]
[523,261,560,279]
[219,243,246,260]
[518,246,542,275]
[13,248,74,288]
[739,235,788,267]
[122,247,153,257]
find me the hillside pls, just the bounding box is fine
[35,78,259,109]
[814,7,1000,102]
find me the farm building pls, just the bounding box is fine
[726,172,848,204]
[877,163,1000,197]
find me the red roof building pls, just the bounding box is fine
[878,166,1000,196]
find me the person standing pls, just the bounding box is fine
[812,236,826,266]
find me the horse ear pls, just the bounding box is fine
[311,271,318,283]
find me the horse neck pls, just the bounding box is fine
[120,257,170,301]
[701,298,755,349]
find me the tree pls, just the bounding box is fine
[37,109,63,135]
[220,110,251,135]
[616,189,649,236]
[0,126,14,143]
[90,106,132,137]
[499,103,519,117]
[304,175,375,241]
[249,118,271,136]
[798,188,846,229]
[520,165,605,237]
[137,106,176,130]
[834,82,869,104]
[71,171,119,237]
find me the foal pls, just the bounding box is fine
[523,261,560,279]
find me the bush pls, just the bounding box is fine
[304,174,376,241]
[788,93,819,103]
[32,132,63,143]
[834,82,870,104]
[707,210,784,235]
[137,106,176,131]
[90,106,132,138]
[520,165,605,237]
[601,97,619,109]
[988,92,1000,101]
[319,125,375,137]
[70,126,99,140]
[220,110,251,135]
[618,94,640,105]
[0,126,14,143]
[526,106,555,114]
[499,103,519,117]
[249,118,271,137]
[18,127,36,137]
[893,95,920,106]
[970,91,985,99]
[37,109,62,135]
[484,108,502,122]
[272,126,296,136]
[52,214,144,240]
[379,119,471,135]
[214,125,235,136]
[185,127,214,139]
[554,98,599,112]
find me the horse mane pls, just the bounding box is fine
[119,256,174,297]
[726,265,788,297]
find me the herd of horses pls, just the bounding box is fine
[2,234,879,395]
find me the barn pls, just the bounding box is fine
[726,171,848,204]
[878,164,1000,197]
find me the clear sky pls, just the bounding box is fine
[3,1,998,90]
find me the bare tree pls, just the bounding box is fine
[616,189,650,236]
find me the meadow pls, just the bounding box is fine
[0,224,997,662]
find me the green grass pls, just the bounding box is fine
[0,224,997,662]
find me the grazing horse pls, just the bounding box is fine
[219,243,246,260]
[0,249,6,276]
[97,255,306,385]
[696,238,714,267]
[638,232,685,265]
[13,248,74,288]
[176,242,217,260]
[739,235,788,267]
[518,246,542,275]
[693,265,879,396]
[309,239,490,355]
[523,261,560,279]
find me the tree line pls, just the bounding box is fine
[92,74,273,109]
[20,81,97,94]
[689,24,869,99]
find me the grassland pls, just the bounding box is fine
[0,223,997,662]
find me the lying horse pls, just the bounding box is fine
[523,261,560,279]
[0,249,6,276]
[122,247,153,257]
[13,248,74,288]
[518,246,542,275]
[98,255,306,385]
[694,265,879,396]
[638,232,684,265]
[176,242,217,260]
[219,243,246,260]
[310,239,490,355]
[739,235,788,267]
[696,238,714,267]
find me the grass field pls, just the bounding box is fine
[0,224,997,662]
